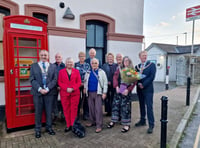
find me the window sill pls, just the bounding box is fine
[0,76,4,82]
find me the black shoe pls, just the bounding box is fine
[121,126,130,133]
[60,117,65,122]
[107,122,115,128]
[147,126,154,134]
[135,121,146,127]
[64,126,72,132]
[35,131,41,138]
[46,129,56,135]
[83,115,89,121]
[106,113,111,116]
[52,122,56,126]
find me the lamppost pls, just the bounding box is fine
[183,32,187,45]
[176,36,179,45]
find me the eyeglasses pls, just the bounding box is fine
[92,62,98,64]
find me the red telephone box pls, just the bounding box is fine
[3,15,48,129]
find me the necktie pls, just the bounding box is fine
[42,62,47,88]
[42,62,46,72]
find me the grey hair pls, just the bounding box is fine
[91,58,99,65]
[65,57,74,63]
[89,48,96,55]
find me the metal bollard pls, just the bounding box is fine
[160,96,168,148]
[186,77,191,106]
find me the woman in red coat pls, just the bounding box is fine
[58,57,81,132]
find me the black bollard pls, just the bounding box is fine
[160,96,168,148]
[186,77,191,106]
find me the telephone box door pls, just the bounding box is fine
[3,16,48,129]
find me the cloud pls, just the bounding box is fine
[171,11,185,21]
[158,21,170,27]
[171,16,176,20]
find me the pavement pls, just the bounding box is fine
[0,82,199,148]
[178,95,200,148]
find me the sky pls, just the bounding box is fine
[144,0,200,48]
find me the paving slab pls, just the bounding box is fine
[0,83,199,148]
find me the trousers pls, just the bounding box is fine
[61,94,80,128]
[33,95,54,132]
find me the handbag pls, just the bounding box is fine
[72,117,86,138]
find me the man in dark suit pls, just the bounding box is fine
[30,50,57,138]
[53,53,65,122]
[85,48,101,68]
[135,51,156,134]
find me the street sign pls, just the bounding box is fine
[186,5,200,22]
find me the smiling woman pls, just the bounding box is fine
[58,57,81,135]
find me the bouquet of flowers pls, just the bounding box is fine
[119,67,145,93]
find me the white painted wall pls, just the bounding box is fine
[147,46,166,82]
[48,35,85,63]
[0,83,5,105]
[107,40,142,65]
[13,0,144,35]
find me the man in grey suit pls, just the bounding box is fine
[30,50,57,138]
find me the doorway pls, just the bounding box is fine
[86,20,107,65]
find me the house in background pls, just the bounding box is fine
[0,0,144,125]
[146,43,200,84]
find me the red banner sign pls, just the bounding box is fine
[186,5,200,22]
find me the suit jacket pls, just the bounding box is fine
[58,68,81,97]
[135,61,156,93]
[30,62,58,96]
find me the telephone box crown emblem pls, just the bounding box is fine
[24,19,30,24]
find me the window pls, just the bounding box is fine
[24,4,56,26]
[0,6,10,16]
[86,21,107,64]
[33,12,48,23]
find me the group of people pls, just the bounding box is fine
[30,48,156,138]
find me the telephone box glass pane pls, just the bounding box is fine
[16,88,19,96]
[20,106,35,115]
[19,79,31,87]
[16,107,19,115]
[16,98,19,106]
[20,95,33,105]
[14,37,17,46]
[15,78,19,86]
[18,48,37,57]
[38,39,41,48]
[14,48,18,56]
[18,38,37,47]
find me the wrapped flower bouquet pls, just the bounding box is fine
[119,67,145,93]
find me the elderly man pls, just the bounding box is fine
[116,53,123,67]
[53,53,65,122]
[85,48,101,68]
[30,50,57,138]
[84,58,108,133]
